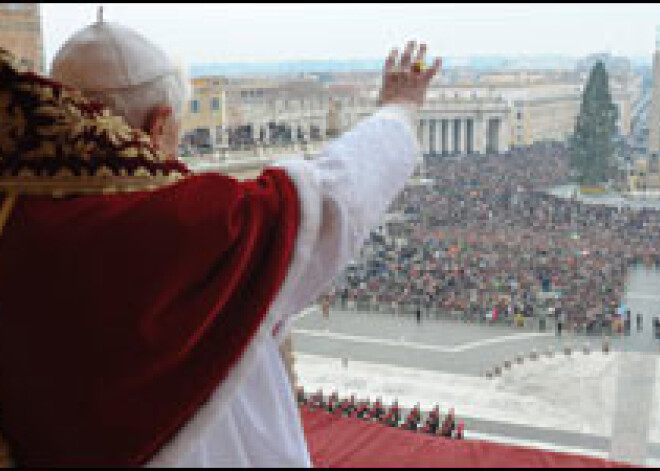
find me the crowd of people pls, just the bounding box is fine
[322,142,660,332]
[296,387,465,440]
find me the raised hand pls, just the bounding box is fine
[377,40,441,108]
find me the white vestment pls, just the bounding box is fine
[146,103,419,467]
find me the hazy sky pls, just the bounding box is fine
[41,3,660,66]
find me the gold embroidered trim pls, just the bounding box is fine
[0,192,17,236]
[0,192,17,468]
[0,47,189,197]
[0,174,185,197]
[0,434,13,468]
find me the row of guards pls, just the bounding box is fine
[297,388,465,441]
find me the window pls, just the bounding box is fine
[211,97,221,111]
[190,100,200,114]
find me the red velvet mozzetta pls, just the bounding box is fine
[0,168,300,466]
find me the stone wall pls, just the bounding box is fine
[0,3,43,74]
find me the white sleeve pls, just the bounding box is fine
[266,103,420,342]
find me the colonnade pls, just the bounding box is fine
[418,115,507,156]
[197,108,508,156]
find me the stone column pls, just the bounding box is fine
[424,119,433,154]
[474,116,485,154]
[429,119,437,154]
[437,119,445,156]
[457,118,465,154]
[493,118,501,153]
[447,118,454,155]
[466,118,474,154]
[499,115,510,152]
[456,119,463,154]
[486,119,493,153]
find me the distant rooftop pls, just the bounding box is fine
[186,56,590,79]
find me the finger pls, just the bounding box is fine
[400,40,416,69]
[384,48,399,73]
[423,57,442,83]
[412,43,427,69]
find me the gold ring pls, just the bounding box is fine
[412,61,425,73]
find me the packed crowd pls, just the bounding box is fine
[323,142,660,331]
[296,387,465,440]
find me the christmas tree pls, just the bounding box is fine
[568,61,618,185]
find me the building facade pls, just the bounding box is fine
[182,65,642,160]
[0,3,43,73]
[649,28,660,156]
[418,90,511,155]
[183,75,373,151]
[181,76,228,148]
[499,74,641,150]
[507,84,582,148]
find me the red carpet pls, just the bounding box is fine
[301,408,630,468]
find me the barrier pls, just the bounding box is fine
[326,299,553,332]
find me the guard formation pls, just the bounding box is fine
[297,387,465,440]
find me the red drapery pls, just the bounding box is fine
[301,408,630,468]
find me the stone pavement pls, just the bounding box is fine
[292,267,660,465]
[609,352,657,466]
[293,308,615,377]
[608,268,660,466]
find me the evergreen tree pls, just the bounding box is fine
[568,61,619,184]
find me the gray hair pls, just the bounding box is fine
[80,66,190,131]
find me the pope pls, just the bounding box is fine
[0,15,439,470]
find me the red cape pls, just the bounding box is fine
[0,168,300,466]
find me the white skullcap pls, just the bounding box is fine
[51,19,177,92]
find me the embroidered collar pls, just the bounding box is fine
[0,48,189,196]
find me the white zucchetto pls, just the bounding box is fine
[51,18,177,92]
